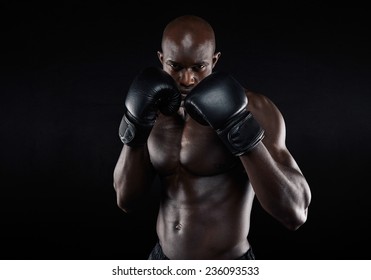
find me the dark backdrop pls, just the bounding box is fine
[1,3,370,260]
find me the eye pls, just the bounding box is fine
[168,63,182,71]
[192,65,206,72]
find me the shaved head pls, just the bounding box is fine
[158,15,221,92]
[161,15,216,54]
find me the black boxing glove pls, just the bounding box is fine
[119,67,180,146]
[184,71,264,156]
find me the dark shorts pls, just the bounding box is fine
[148,241,255,260]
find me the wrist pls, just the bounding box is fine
[118,113,154,147]
[216,111,264,156]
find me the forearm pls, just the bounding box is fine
[240,142,311,230]
[113,144,156,212]
[113,67,180,212]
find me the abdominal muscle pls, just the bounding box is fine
[156,167,255,260]
[148,112,255,259]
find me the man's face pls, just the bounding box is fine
[158,36,219,100]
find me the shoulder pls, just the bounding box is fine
[245,89,286,147]
[246,90,282,119]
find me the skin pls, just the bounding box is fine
[113,15,311,259]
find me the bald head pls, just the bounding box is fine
[158,15,221,87]
[161,15,216,54]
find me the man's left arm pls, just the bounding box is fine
[184,72,311,230]
[240,92,311,230]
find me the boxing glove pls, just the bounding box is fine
[184,71,264,156]
[119,67,180,146]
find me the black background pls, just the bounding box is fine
[1,3,371,260]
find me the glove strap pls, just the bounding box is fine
[118,112,154,147]
[216,111,265,156]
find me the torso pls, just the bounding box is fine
[147,105,255,259]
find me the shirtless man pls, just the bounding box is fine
[113,15,311,260]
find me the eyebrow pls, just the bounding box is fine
[166,60,209,66]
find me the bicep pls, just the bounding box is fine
[248,93,301,171]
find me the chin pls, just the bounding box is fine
[181,93,190,101]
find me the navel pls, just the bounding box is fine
[175,223,182,231]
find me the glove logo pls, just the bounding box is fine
[121,123,135,144]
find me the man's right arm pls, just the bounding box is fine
[112,67,180,213]
[113,145,156,213]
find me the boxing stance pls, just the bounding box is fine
[113,15,311,259]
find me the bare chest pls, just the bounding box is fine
[147,112,237,176]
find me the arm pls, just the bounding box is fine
[113,67,180,213]
[184,71,311,230]
[113,144,156,213]
[240,93,311,230]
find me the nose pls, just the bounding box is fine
[178,69,195,87]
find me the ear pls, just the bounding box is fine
[212,52,221,69]
[157,51,164,64]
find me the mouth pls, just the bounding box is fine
[180,88,192,98]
